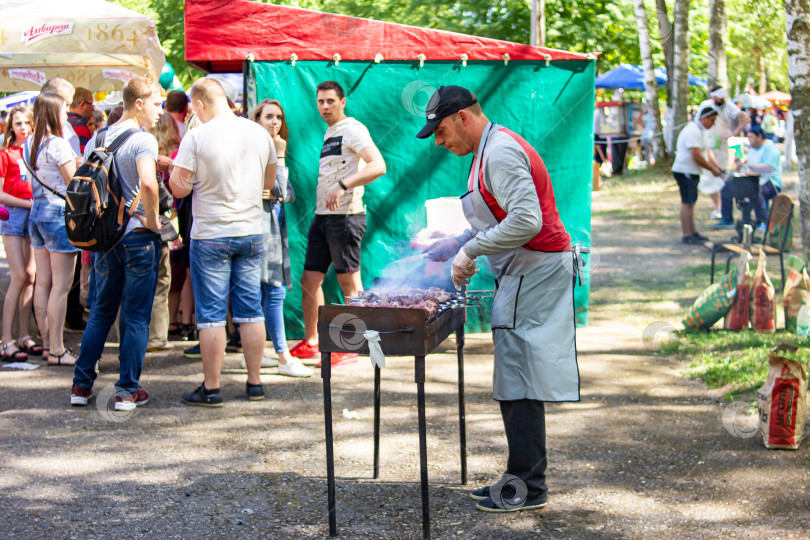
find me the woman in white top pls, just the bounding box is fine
[24,92,80,366]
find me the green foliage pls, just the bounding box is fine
[726,0,789,92]
[108,0,788,95]
[657,330,809,395]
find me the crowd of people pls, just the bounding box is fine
[0,75,386,409]
[672,85,784,244]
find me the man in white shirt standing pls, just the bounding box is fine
[672,105,724,245]
[170,78,277,407]
[289,80,386,368]
[698,86,750,219]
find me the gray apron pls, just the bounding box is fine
[461,123,580,402]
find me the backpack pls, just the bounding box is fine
[64,127,140,251]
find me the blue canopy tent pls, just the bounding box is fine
[596,63,707,89]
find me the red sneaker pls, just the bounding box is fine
[316,352,360,368]
[114,388,150,411]
[70,384,93,406]
[289,340,320,359]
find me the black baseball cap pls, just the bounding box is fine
[416,86,477,139]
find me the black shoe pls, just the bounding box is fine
[246,382,265,401]
[181,384,223,407]
[475,495,548,513]
[692,232,710,242]
[226,328,242,353]
[470,486,490,501]
[170,323,195,342]
[64,318,87,333]
[681,235,703,245]
[184,344,201,359]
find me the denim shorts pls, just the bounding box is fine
[28,201,79,253]
[0,206,31,237]
[190,235,264,328]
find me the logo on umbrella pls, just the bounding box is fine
[22,21,74,45]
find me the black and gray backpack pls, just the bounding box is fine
[64,127,140,251]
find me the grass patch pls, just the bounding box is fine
[657,330,809,397]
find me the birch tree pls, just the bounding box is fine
[670,0,691,149]
[655,0,677,152]
[784,0,810,261]
[634,0,666,161]
[707,0,728,89]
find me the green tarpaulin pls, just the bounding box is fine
[250,59,594,336]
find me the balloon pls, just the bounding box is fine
[159,62,176,90]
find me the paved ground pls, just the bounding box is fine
[1,168,809,539]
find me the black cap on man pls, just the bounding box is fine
[416,86,477,139]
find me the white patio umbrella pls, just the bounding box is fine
[0,0,165,92]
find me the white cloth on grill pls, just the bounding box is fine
[363,330,385,369]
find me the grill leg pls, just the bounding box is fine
[322,352,337,537]
[415,355,431,540]
[373,365,381,479]
[456,327,467,485]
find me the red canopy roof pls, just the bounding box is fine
[185,0,593,73]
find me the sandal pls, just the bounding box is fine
[19,335,44,356]
[42,348,49,361]
[2,342,28,362]
[48,348,77,366]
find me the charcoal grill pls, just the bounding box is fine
[318,303,468,539]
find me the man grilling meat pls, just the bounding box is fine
[417,86,580,513]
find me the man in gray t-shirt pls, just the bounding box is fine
[71,77,164,412]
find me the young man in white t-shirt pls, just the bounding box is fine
[289,81,386,367]
[170,78,277,407]
[672,105,724,245]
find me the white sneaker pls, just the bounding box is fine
[240,355,279,369]
[277,358,314,378]
[710,210,722,220]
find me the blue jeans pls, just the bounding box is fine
[262,282,289,353]
[86,252,97,311]
[73,230,161,393]
[190,235,264,328]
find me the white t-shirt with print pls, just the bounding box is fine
[24,135,75,206]
[316,117,373,215]
[173,115,276,240]
[673,120,710,175]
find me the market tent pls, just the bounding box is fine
[760,90,791,103]
[0,0,164,92]
[595,64,665,89]
[0,91,38,110]
[735,93,772,109]
[185,0,595,330]
[595,63,707,89]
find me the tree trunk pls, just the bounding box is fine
[634,0,666,161]
[540,0,546,47]
[530,0,545,47]
[757,52,768,93]
[655,0,674,105]
[784,0,810,262]
[670,0,691,150]
[707,0,728,89]
[785,110,796,171]
[656,0,676,152]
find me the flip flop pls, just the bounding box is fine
[19,335,44,356]
[48,348,77,366]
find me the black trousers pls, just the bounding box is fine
[66,256,84,324]
[499,399,548,503]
